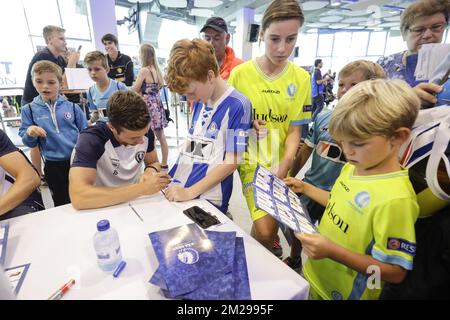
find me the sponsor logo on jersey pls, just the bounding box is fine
[135,151,145,163]
[354,191,370,208]
[316,141,345,163]
[331,291,343,300]
[326,201,349,234]
[303,104,312,112]
[110,158,120,168]
[287,83,297,97]
[183,138,213,160]
[261,89,280,94]
[253,108,288,123]
[339,181,350,192]
[207,122,218,135]
[387,237,416,256]
[64,112,72,120]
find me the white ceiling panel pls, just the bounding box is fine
[194,0,222,8]
[320,16,344,23]
[302,1,329,11]
[159,0,186,8]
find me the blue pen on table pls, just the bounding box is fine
[113,261,127,278]
[48,279,75,300]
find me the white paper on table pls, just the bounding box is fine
[64,68,94,90]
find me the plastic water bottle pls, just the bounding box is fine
[93,220,122,272]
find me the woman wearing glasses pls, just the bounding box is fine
[378,0,450,300]
[377,0,449,106]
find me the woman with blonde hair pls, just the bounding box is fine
[133,43,169,170]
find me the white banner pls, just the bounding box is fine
[0,1,34,93]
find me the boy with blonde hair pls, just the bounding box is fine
[164,38,252,214]
[84,51,127,124]
[19,61,87,206]
[284,61,386,270]
[285,79,420,300]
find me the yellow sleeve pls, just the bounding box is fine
[371,198,419,270]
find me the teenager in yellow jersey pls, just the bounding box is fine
[228,0,311,254]
[285,80,420,300]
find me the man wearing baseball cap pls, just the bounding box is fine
[200,17,244,80]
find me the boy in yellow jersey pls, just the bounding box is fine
[228,0,311,255]
[285,79,420,300]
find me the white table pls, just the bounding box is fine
[3,193,309,300]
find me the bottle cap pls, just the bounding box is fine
[97,219,110,231]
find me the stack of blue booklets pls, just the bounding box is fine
[149,223,251,299]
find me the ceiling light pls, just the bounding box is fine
[302,1,329,11]
[328,23,350,29]
[306,22,329,28]
[194,0,222,8]
[330,1,341,7]
[319,15,344,23]
[159,0,186,8]
[341,9,370,17]
[190,8,214,17]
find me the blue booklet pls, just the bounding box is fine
[150,226,251,299]
[0,223,9,266]
[149,224,234,297]
[252,164,317,234]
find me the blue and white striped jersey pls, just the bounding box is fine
[169,86,252,213]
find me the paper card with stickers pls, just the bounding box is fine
[252,164,317,234]
[0,223,9,266]
[5,263,30,295]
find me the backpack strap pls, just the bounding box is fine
[72,102,79,130]
[426,112,450,201]
[88,87,96,110]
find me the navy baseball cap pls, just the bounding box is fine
[200,17,228,33]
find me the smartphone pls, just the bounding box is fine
[183,206,220,229]
[77,45,82,52]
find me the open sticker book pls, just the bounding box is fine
[252,164,317,234]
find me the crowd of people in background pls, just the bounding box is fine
[0,0,450,300]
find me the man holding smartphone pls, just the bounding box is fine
[22,25,80,106]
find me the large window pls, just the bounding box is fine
[385,32,406,55]
[59,0,91,40]
[333,32,352,56]
[317,33,334,57]
[115,5,140,49]
[367,32,387,56]
[23,0,91,41]
[350,32,369,57]
[295,33,318,67]
[22,0,61,37]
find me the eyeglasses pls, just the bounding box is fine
[408,23,447,36]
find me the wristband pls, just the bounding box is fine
[145,164,159,172]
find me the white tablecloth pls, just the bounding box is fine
[3,192,309,300]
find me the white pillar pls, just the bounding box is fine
[234,7,255,61]
[88,0,117,51]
